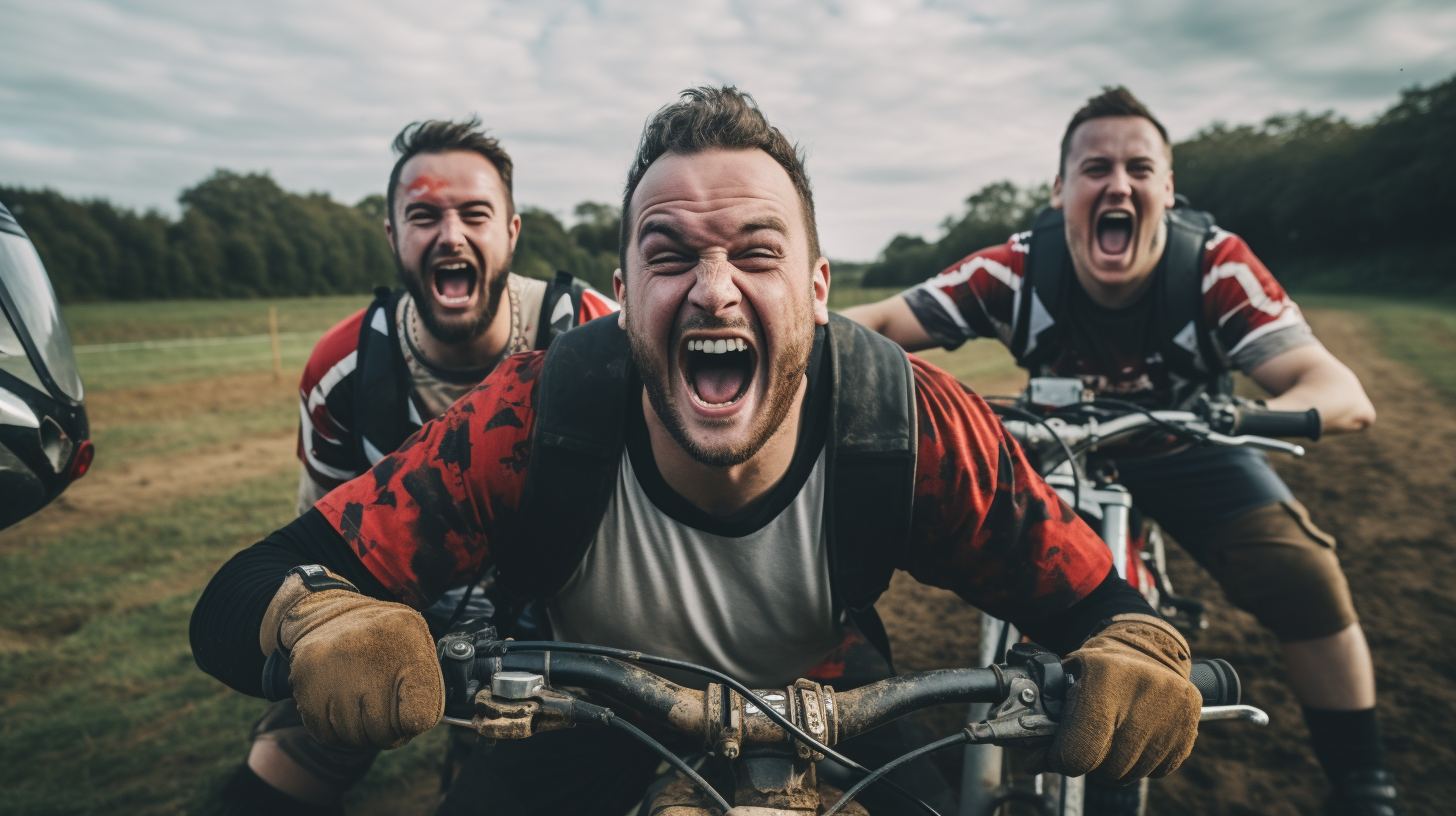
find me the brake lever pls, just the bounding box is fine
[962,673,1059,748]
[1201,431,1306,457]
[1200,705,1269,725]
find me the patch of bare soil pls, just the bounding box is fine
[0,432,297,551]
[875,308,1455,815]
[0,373,300,549]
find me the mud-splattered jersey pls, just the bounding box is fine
[312,350,1114,676]
[902,226,1317,407]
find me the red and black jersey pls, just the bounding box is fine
[315,349,1112,624]
[297,281,617,491]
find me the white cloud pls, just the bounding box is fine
[1,0,1451,258]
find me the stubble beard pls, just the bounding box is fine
[397,246,511,345]
[630,306,815,469]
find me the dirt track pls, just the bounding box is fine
[879,308,1455,816]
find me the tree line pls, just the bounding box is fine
[1,171,620,302]
[864,72,1456,293]
[7,71,1451,301]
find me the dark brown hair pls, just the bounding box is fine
[1059,86,1170,175]
[619,86,820,271]
[387,117,514,228]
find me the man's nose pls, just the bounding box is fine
[688,259,742,315]
[437,211,467,251]
[1105,167,1133,198]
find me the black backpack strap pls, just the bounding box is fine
[1011,207,1073,371]
[501,314,633,599]
[824,314,918,668]
[352,286,414,472]
[534,271,592,351]
[1157,208,1228,379]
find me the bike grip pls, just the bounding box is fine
[1188,658,1241,707]
[1231,406,1321,441]
[262,648,293,702]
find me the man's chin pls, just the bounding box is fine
[419,307,489,344]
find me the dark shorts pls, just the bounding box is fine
[1115,445,1294,556]
[1114,445,1356,641]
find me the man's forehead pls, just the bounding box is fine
[631,149,800,233]
[1069,117,1169,162]
[398,151,504,203]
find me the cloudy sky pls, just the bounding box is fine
[2,1,1452,260]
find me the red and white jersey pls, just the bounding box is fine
[297,275,616,499]
[901,225,1317,406]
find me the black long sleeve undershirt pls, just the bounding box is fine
[190,512,1153,697]
[189,509,394,697]
[1016,566,1155,656]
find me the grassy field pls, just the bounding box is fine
[0,291,1447,814]
[1297,294,1456,400]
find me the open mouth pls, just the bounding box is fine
[683,337,754,408]
[433,261,476,306]
[1096,211,1134,257]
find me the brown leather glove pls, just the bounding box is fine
[260,567,444,748]
[1028,613,1201,784]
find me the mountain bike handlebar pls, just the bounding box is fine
[261,634,1259,749]
[998,404,1313,460]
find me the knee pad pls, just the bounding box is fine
[1200,501,1358,642]
[251,699,380,790]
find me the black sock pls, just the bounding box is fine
[1302,707,1386,783]
[219,764,342,816]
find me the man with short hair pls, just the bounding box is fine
[844,87,1398,816]
[193,87,1203,816]
[218,117,615,815]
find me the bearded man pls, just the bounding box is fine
[193,88,1203,816]
[218,118,614,815]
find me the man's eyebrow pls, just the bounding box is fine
[740,216,789,236]
[403,198,495,213]
[637,218,687,244]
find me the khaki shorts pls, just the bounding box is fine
[1199,500,1359,642]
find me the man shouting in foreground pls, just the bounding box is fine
[191,87,1202,815]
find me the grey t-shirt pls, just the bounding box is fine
[548,448,845,688]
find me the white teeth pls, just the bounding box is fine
[687,338,749,354]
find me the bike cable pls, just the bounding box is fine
[986,399,1083,514]
[607,716,732,814]
[1078,398,1206,449]
[822,731,970,816]
[500,641,944,816]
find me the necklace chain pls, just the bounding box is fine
[406,275,524,366]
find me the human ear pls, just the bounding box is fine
[507,213,522,253]
[812,257,830,325]
[613,268,627,329]
[1051,175,1065,210]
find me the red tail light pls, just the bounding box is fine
[68,440,94,480]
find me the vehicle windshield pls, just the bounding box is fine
[0,308,48,394]
[0,231,83,402]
